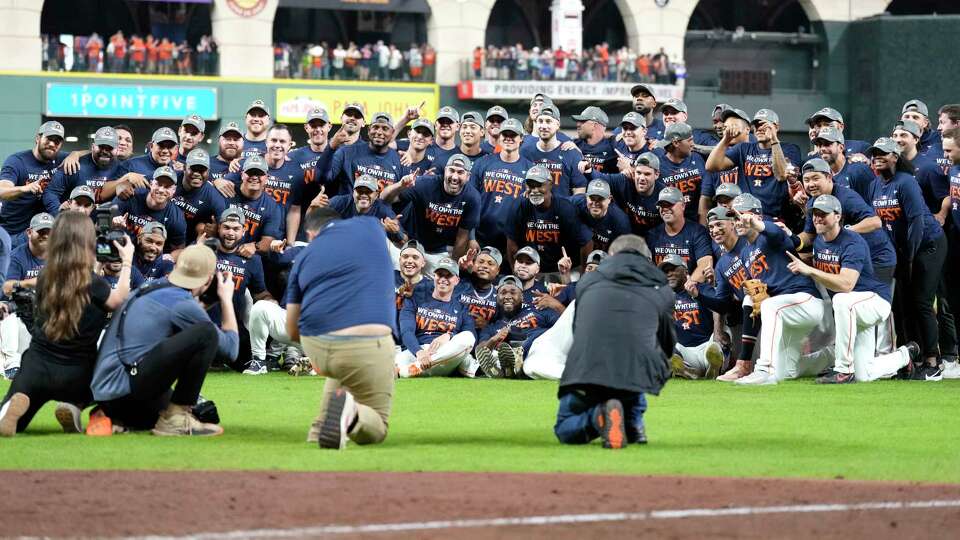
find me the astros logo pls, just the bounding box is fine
[227,0,267,17]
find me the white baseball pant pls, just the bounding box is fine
[757,292,825,380]
[248,300,299,360]
[830,291,909,381]
[523,300,575,380]
[676,340,720,378]
[395,331,476,377]
[0,314,31,374]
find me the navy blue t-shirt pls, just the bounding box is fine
[673,289,714,348]
[172,181,228,244]
[571,193,631,253]
[912,152,950,214]
[399,286,475,353]
[646,220,713,273]
[741,221,818,297]
[226,158,304,211]
[612,117,665,141]
[575,137,618,173]
[398,175,481,253]
[7,244,44,283]
[469,154,532,247]
[724,142,802,217]
[813,228,891,302]
[240,137,267,160]
[456,280,499,327]
[117,154,174,179]
[871,171,943,259]
[949,164,960,231]
[134,254,174,283]
[654,149,708,220]
[327,143,403,196]
[0,149,67,234]
[207,250,267,325]
[102,265,146,291]
[44,155,121,214]
[520,144,588,198]
[208,156,233,181]
[508,197,592,273]
[711,237,750,303]
[594,172,663,237]
[480,305,558,345]
[521,279,549,308]
[832,161,876,205]
[701,165,740,198]
[803,185,896,269]
[290,145,336,241]
[114,190,187,249]
[286,217,396,336]
[229,189,284,244]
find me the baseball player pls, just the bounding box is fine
[698,108,751,222]
[240,99,271,160]
[615,112,653,161]
[481,105,507,154]
[396,257,477,378]
[520,103,588,197]
[429,106,461,168]
[171,148,228,245]
[327,112,403,196]
[0,121,72,233]
[44,126,120,214]
[727,194,825,385]
[659,253,724,379]
[785,195,918,383]
[474,275,559,378]
[804,107,870,158]
[900,99,940,156]
[133,222,173,283]
[659,98,719,147]
[573,106,618,173]
[455,246,502,330]
[227,155,283,257]
[175,114,206,167]
[941,127,960,379]
[113,166,188,253]
[400,118,437,173]
[655,122,709,221]
[457,111,490,162]
[625,83,665,141]
[321,174,406,246]
[645,186,713,282]
[572,179,630,253]
[512,245,549,305]
[209,122,244,182]
[809,127,875,204]
[892,120,950,217]
[590,152,664,237]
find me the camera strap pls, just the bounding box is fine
[115,281,177,375]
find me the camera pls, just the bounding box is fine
[9,286,37,332]
[198,237,222,307]
[95,203,128,263]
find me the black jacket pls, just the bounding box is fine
[560,250,676,395]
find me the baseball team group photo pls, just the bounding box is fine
[2,0,959,538]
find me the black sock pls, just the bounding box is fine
[739,305,758,362]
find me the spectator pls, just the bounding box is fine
[332,43,346,80]
[468,44,677,83]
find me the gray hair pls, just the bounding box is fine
[608,234,651,259]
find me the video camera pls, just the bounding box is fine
[95,203,128,263]
[8,285,37,332]
[198,237,222,307]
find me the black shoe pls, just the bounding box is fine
[633,426,648,445]
[911,363,943,382]
[816,370,856,384]
[905,341,921,363]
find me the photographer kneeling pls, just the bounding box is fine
[90,243,238,436]
[0,212,134,437]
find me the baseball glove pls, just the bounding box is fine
[742,279,769,318]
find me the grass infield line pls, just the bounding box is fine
[74,499,960,540]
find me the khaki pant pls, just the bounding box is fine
[302,334,395,445]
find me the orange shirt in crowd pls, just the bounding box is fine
[158,41,174,61]
[472,48,482,70]
[112,35,126,58]
[638,55,650,76]
[423,49,435,66]
[87,40,101,59]
[129,37,145,63]
[147,38,158,62]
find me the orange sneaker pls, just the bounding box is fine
[85,407,113,437]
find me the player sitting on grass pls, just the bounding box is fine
[396,257,477,377]
[474,275,559,379]
[659,253,724,379]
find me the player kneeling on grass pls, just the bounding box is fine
[396,258,477,377]
[90,244,237,436]
[786,195,919,383]
[555,235,674,449]
[474,275,559,378]
[658,253,724,379]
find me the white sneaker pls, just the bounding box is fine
[734,368,778,386]
[942,360,960,380]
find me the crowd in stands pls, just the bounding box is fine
[472,44,678,83]
[273,42,436,82]
[42,32,219,76]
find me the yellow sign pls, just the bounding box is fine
[276,84,439,124]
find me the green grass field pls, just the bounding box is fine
[2,374,959,482]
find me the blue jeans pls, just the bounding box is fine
[554,387,646,444]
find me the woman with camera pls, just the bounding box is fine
[0,212,134,436]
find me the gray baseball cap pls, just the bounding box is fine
[479,245,503,267]
[400,239,425,255]
[720,108,751,124]
[538,104,561,120]
[436,106,460,123]
[434,257,460,277]
[525,165,551,185]
[186,148,210,169]
[707,206,738,222]
[731,193,763,213]
[814,126,844,145]
[753,108,780,126]
[664,122,693,145]
[446,153,473,173]
[658,186,684,205]
[635,151,660,171]
[219,121,242,137]
[572,106,609,127]
[182,114,205,133]
[152,166,177,183]
[515,246,541,265]
[485,106,508,121]
[620,112,647,129]
[713,103,733,118]
[894,120,922,139]
[219,206,246,225]
[29,213,54,231]
[242,154,268,173]
[306,107,330,124]
[93,126,118,148]
[586,179,611,198]
[151,127,178,145]
[867,137,901,156]
[658,253,686,270]
[370,112,394,127]
[586,250,607,265]
[499,118,524,135]
[343,102,365,119]
[531,93,548,104]
[140,221,167,238]
[715,183,742,200]
[246,99,270,116]
[38,121,65,139]
[802,158,831,175]
[807,107,843,125]
[812,194,842,214]
[630,83,656,99]
[410,118,435,136]
[661,98,688,114]
[902,99,928,117]
[69,185,96,202]
[461,111,484,127]
[354,174,379,192]
[497,275,523,291]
